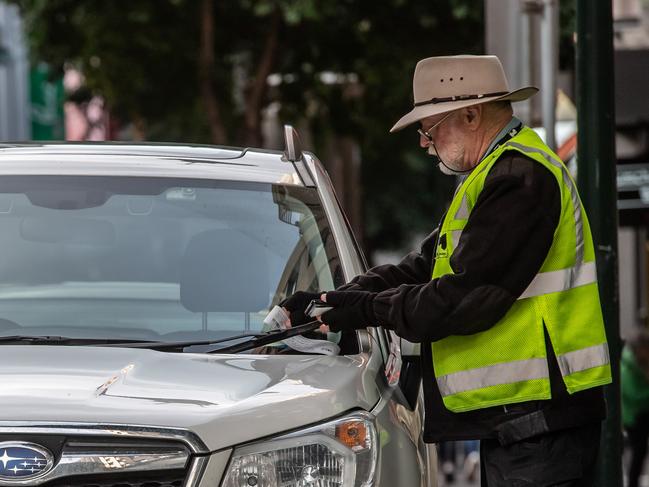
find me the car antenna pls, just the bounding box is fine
[282,124,303,162]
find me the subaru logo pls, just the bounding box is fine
[0,442,54,480]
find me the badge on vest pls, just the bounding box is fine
[436,233,449,259]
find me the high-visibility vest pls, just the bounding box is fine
[431,126,612,413]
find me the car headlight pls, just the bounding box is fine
[221,412,378,487]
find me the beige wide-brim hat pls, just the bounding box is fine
[390,55,538,133]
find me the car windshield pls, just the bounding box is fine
[0,175,344,344]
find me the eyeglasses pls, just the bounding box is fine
[417,111,454,143]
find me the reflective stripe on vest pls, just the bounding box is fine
[456,194,470,220]
[437,357,549,397]
[449,229,463,250]
[519,260,597,299]
[436,343,609,398]
[556,343,610,377]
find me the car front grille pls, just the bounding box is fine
[0,428,201,487]
[45,473,186,487]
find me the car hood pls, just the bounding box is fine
[0,346,381,451]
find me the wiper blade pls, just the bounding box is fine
[95,321,323,353]
[0,335,154,345]
[208,320,322,354]
[97,332,269,351]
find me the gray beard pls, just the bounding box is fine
[429,144,467,175]
[437,162,460,175]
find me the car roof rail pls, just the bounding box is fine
[282,124,315,187]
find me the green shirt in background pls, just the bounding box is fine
[621,346,649,427]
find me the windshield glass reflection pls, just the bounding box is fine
[0,176,343,343]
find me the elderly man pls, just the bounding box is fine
[282,55,611,486]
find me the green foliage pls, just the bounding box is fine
[14,0,204,130]
[10,0,484,253]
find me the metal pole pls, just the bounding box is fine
[576,2,622,486]
[540,0,558,151]
[524,0,543,126]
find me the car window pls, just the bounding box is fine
[0,176,344,343]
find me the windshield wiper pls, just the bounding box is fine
[94,321,323,353]
[210,321,322,354]
[96,332,268,351]
[0,335,155,345]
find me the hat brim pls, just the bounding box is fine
[389,86,539,133]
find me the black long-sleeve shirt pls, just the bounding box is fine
[340,152,605,442]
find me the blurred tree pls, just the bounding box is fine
[10,0,484,257]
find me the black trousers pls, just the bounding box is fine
[479,422,602,486]
[626,412,649,487]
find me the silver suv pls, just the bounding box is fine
[0,127,437,487]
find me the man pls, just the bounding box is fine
[282,55,611,486]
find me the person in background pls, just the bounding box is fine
[622,328,649,487]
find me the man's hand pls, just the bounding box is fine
[279,291,321,326]
[320,290,377,332]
